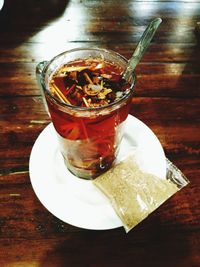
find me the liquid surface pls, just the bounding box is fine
[49,58,130,108]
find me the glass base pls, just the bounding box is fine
[63,156,114,180]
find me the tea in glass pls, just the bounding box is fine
[36,48,136,179]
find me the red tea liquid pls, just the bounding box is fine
[46,58,132,178]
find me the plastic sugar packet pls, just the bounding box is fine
[93,155,189,232]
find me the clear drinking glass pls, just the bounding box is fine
[36,48,136,179]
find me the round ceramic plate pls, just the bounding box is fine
[0,0,4,10]
[29,115,166,230]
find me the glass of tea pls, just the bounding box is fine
[36,48,136,179]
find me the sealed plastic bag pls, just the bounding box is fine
[93,155,189,232]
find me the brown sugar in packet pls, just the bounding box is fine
[93,155,189,232]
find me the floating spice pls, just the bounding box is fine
[51,82,71,105]
[49,58,131,108]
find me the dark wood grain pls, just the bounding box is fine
[0,0,200,266]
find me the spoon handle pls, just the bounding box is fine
[122,18,162,81]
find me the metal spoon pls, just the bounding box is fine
[122,18,162,81]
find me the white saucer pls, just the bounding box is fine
[29,115,166,230]
[0,0,4,10]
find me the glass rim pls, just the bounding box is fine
[42,47,137,112]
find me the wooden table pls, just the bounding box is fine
[1,0,200,266]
